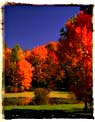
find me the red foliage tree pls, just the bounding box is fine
[58,10,92,110]
[44,42,65,89]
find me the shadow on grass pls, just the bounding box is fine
[4,108,94,119]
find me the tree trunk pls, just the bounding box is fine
[84,96,88,111]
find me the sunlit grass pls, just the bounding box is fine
[4,91,75,99]
[4,92,35,98]
[49,91,75,99]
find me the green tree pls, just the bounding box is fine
[10,44,21,63]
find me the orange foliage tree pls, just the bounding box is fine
[58,10,92,110]
[25,50,32,62]
[31,45,48,65]
[3,47,12,70]
[16,59,33,91]
[4,45,33,92]
[3,47,14,92]
[29,45,48,87]
[25,42,65,89]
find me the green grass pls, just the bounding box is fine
[3,102,84,111]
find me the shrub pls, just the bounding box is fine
[34,88,50,105]
[17,97,31,105]
[9,86,19,93]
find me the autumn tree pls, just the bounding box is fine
[3,47,12,92]
[29,45,48,87]
[5,58,33,92]
[45,41,58,51]
[5,62,18,92]
[16,59,33,91]
[25,50,32,62]
[4,44,33,92]
[29,43,64,89]
[58,9,92,110]
[10,44,24,63]
[45,42,65,89]
[3,47,12,70]
[31,45,48,65]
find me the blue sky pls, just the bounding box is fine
[4,5,80,50]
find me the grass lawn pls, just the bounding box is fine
[3,91,82,111]
[3,102,84,111]
[4,92,35,98]
[4,91,75,99]
[3,91,85,111]
[3,91,93,119]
